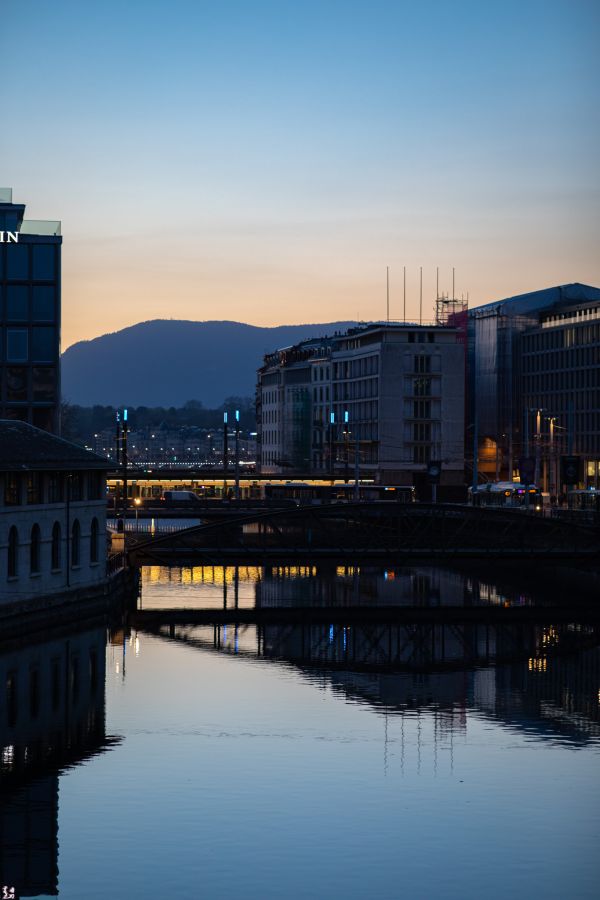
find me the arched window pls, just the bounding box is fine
[71,519,80,567]
[51,522,61,571]
[30,524,41,574]
[90,517,99,564]
[7,526,18,579]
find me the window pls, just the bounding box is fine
[6,243,28,279]
[6,285,28,320]
[7,526,18,578]
[414,377,431,397]
[48,472,63,503]
[71,519,81,567]
[6,367,28,401]
[32,286,55,321]
[6,328,28,362]
[51,521,61,570]
[30,523,41,574]
[4,472,20,505]
[26,472,42,504]
[413,400,431,419]
[90,517,99,564]
[413,445,431,463]
[31,326,56,362]
[32,244,55,280]
[69,473,83,501]
[414,355,431,374]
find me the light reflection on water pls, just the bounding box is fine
[1,564,599,900]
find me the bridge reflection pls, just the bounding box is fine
[0,623,119,897]
[136,562,600,747]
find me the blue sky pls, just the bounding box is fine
[2,0,599,346]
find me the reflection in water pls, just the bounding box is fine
[140,562,543,611]
[141,563,600,749]
[0,624,117,896]
[1,564,599,899]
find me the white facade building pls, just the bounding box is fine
[257,324,465,490]
[0,421,110,604]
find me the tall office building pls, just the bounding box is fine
[0,188,62,433]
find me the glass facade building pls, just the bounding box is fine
[468,283,600,485]
[0,189,62,433]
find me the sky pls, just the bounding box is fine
[2,0,599,349]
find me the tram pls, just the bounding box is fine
[263,482,415,505]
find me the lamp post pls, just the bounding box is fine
[329,411,335,480]
[343,410,350,484]
[134,497,141,529]
[234,409,240,502]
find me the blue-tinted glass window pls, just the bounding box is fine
[32,286,54,321]
[31,326,55,361]
[6,328,28,362]
[32,244,55,280]
[6,244,28,279]
[6,285,28,320]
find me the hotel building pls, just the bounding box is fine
[0,188,62,433]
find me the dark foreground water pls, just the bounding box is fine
[1,564,599,899]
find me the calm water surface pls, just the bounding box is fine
[1,564,599,899]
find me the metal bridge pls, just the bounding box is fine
[126,501,600,565]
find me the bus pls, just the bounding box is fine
[469,482,543,510]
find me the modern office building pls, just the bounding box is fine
[0,421,110,604]
[468,283,600,486]
[257,323,465,490]
[0,188,62,433]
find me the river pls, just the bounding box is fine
[1,563,599,899]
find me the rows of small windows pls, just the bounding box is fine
[2,470,105,506]
[3,649,99,731]
[333,379,376,402]
[6,517,100,579]
[311,366,330,381]
[263,408,279,424]
[523,368,599,392]
[262,429,280,446]
[523,346,600,373]
[262,451,279,465]
[333,356,379,380]
[524,323,600,350]
[263,389,279,404]
[0,242,57,281]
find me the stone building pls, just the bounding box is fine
[0,421,110,604]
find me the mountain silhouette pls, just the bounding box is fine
[61,319,358,407]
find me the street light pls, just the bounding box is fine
[134,497,141,528]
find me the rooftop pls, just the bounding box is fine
[0,421,111,471]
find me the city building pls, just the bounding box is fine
[0,188,62,433]
[468,283,600,486]
[257,323,465,491]
[0,421,110,604]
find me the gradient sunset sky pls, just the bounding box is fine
[3,0,599,349]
